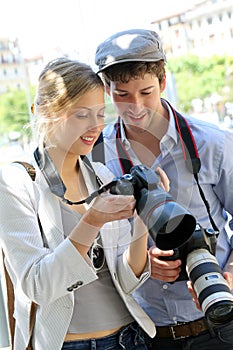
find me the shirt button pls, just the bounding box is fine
[162,284,168,289]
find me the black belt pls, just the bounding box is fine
[155,317,208,340]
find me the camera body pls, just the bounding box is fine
[110,164,196,250]
[162,224,233,325]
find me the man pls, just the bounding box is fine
[92,28,233,349]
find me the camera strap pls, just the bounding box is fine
[162,99,219,233]
[92,98,219,233]
[34,147,115,205]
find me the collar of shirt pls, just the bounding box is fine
[118,100,180,166]
[160,99,179,147]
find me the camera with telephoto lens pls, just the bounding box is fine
[108,164,233,325]
[109,164,196,250]
[161,224,233,325]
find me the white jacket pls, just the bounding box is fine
[0,158,156,350]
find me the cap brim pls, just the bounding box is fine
[97,57,165,73]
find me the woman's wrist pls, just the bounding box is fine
[82,208,103,229]
[69,212,101,248]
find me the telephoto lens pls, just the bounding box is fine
[186,249,233,325]
[129,165,196,250]
[109,165,196,250]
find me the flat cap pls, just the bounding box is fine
[95,28,166,72]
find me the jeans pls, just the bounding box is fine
[146,320,233,350]
[61,322,148,349]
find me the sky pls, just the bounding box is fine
[1,0,202,68]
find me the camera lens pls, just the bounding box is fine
[186,249,233,325]
[207,302,233,325]
[138,194,196,250]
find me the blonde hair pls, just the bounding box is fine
[33,57,104,153]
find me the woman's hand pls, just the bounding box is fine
[69,192,135,252]
[84,192,135,228]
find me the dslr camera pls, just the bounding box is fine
[109,164,196,250]
[108,164,233,325]
[162,224,233,325]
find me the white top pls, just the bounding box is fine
[0,156,156,350]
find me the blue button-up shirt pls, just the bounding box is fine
[98,101,233,325]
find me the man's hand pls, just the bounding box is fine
[187,281,202,311]
[223,271,233,290]
[156,167,170,192]
[149,246,182,282]
[187,271,233,312]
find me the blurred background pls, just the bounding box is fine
[0,0,233,348]
[0,0,233,166]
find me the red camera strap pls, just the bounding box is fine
[92,99,219,233]
[114,99,201,176]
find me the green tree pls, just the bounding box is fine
[0,88,35,141]
[1,56,233,141]
[167,55,233,112]
[104,93,116,123]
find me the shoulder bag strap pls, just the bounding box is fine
[1,250,15,348]
[3,161,38,349]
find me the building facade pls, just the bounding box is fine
[0,38,25,94]
[151,0,233,58]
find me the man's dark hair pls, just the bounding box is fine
[101,60,166,86]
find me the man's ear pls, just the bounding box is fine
[160,74,166,93]
[105,84,110,96]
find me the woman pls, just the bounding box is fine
[0,58,156,349]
